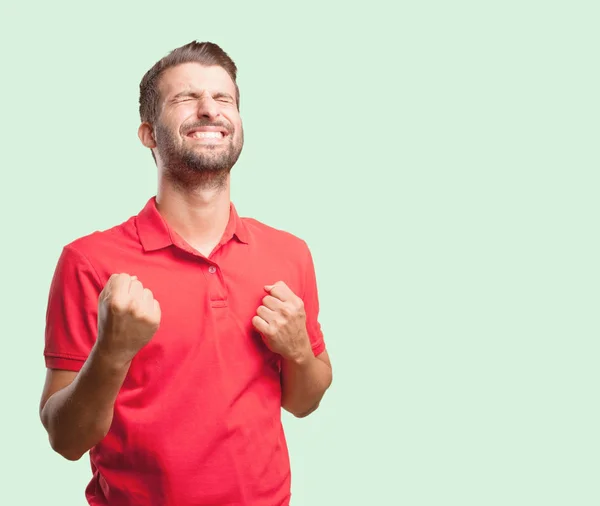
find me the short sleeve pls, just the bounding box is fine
[301,242,326,357]
[44,245,103,371]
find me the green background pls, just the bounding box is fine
[1,1,598,504]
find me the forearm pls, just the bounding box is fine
[281,351,332,418]
[41,345,131,460]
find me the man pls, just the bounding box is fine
[39,41,332,506]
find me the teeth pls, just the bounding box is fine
[191,131,223,139]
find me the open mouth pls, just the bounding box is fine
[185,127,229,141]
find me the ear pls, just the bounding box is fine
[138,122,157,148]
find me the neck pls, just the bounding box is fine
[155,173,232,253]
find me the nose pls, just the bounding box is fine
[196,91,219,120]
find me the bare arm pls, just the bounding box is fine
[40,273,161,461]
[281,349,332,418]
[39,346,131,461]
[252,280,333,419]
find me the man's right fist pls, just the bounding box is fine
[96,273,161,365]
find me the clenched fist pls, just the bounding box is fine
[96,273,161,365]
[251,281,312,363]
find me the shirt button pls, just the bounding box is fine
[208,266,217,274]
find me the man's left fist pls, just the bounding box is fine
[251,281,312,362]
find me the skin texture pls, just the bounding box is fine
[40,62,332,461]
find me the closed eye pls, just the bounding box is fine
[213,93,234,104]
[171,95,196,104]
[170,92,234,105]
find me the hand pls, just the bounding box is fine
[252,281,312,362]
[96,273,161,365]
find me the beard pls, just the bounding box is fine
[154,119,244,190]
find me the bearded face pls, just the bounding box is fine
[147,63,244,188]
[154,116,243,179]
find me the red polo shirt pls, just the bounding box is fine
[44,197,325,506]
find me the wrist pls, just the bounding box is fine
[92,342,133,372]
[283,343,313,366]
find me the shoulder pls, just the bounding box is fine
[59,214,139,268]
[241,216,311,258]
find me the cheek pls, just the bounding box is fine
[167,107,196,130]
[224,110,242,129]
[232,118,244,139]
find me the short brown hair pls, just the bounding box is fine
[139,41,239,125]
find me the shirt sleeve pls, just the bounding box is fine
[301,242,326,357]
[44,244,103,371]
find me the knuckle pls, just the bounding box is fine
[108,299,127,314]
[129,302,143,317]
[107,292,124,305]
[140,312,154,324]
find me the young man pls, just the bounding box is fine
[40,41,332,506]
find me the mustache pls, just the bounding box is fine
[182,120,233,135]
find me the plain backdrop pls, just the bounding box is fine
[1,1,598,505]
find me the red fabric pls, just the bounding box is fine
[44,197,325,506]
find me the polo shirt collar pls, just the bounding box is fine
[136,196,249,252]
